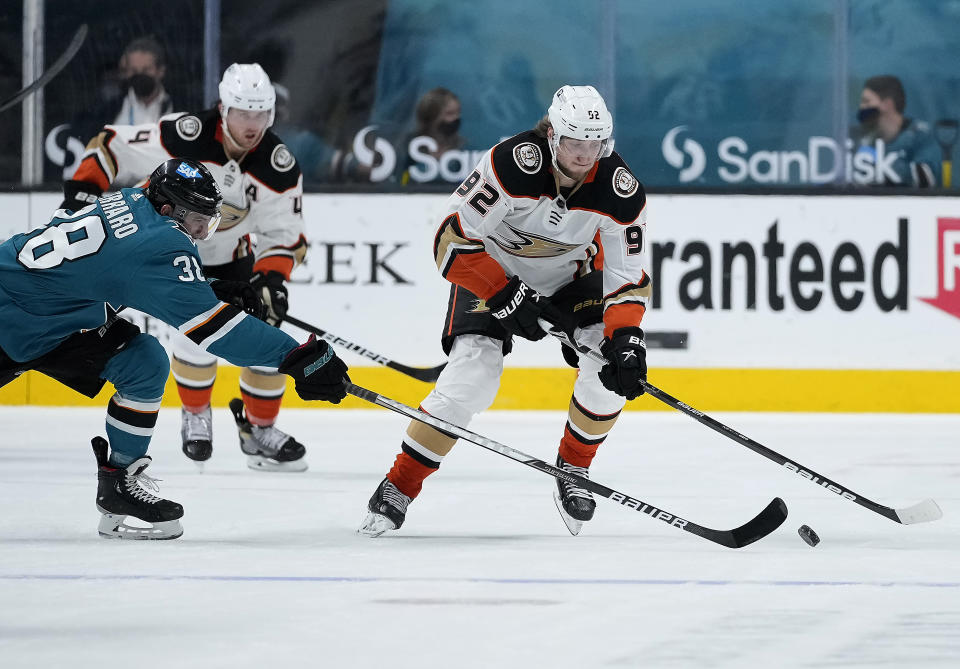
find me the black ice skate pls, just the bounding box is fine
[181,406,212,471]
[552,454,596,536]
[358,477,412,537]
[93,436,183,540]
[229,398,307,472]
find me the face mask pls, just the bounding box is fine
[436,118,461,136]
[857,107,880,124]
[127,73,157,99]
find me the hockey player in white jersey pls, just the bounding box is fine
[359,85,651,537]
[63,64,311,472]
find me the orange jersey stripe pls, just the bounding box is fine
[252,255,295,278]
[71,155,112,192]
[443,251,509,300]
[185,304,230,336]
[603,303,646,339]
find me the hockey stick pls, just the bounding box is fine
[539,320,942,525]
[346,382,788,548]
[286,314,446,383]
[0,25,89,113]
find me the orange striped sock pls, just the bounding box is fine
[387,450,439,499]
[177,383,213,414]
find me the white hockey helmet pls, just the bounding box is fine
[219,63,276,127]
[546,85,614,175]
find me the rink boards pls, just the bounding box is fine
[1,192,957,411]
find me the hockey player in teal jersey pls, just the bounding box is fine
[0,158,348,540]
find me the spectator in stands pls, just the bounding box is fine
[111,36,174,126]
[67,36,175,150]
[852,75,940,188]
[397,87,467,185]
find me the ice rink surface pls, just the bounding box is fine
[0,406,957,668]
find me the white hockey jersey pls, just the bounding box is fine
[433,130,651,337]
[69,107,306,276]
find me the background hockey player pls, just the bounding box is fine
[62,63,310,472]
[0,159,348,540]
[359,85,650,537]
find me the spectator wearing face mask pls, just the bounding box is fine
[852,75,940,188]
[62,36,177,156]
[397,87,467,185]
[112,36,174,126]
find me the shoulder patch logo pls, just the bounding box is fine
[175,115,202,141]
[612,166,639,198]
[271,144,295,172]
[513,142,542,174]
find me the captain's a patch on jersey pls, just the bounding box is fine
[613,167,638,198]
[513,142,542,174]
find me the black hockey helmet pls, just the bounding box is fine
[145,158,223,240]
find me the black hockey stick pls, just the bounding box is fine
[347,382,788,548]
[286,314,446,383]
[0,25,88,113]
[540,321,942,525]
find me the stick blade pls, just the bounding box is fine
[388,361,447,383]
[706,497,789,549]
[894,499,942,525]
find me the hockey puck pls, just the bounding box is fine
[798,524,820,547]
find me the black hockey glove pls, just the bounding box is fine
[278,335,349,404]
[210,279,265,320]
[61,179,103,213]
[249,271,289,327]
[599,327,647,400]
[486,276,561,341]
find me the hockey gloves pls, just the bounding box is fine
[61,179,103,213]
[250,271,289,327]
[486,276,561,341]
[278,335,349,403]
[210,279,265,320]
[599,327,647,399]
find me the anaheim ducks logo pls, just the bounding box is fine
[468,298,490,313]
[175,115,202,141]
[219,200,250,230]
[513,142,542,174]
[271,144,295,172]
[613,166,639,198]
[489,223,580,258]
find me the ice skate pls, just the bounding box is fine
[553,454,596,536]
[358,477,412,537]
[181,406,213,471]
[229,398,307,472]
[92,436,183,540]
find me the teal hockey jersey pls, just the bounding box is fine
[0,188,298,364]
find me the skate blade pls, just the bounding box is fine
[552,489,584,536]
[358,511,397,537]
[97,514,183,540]
[245,455,308,473]
[193,461,206,473]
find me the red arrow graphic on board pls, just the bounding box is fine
[919,217,960,319]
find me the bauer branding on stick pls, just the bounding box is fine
[798,524,820,547]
